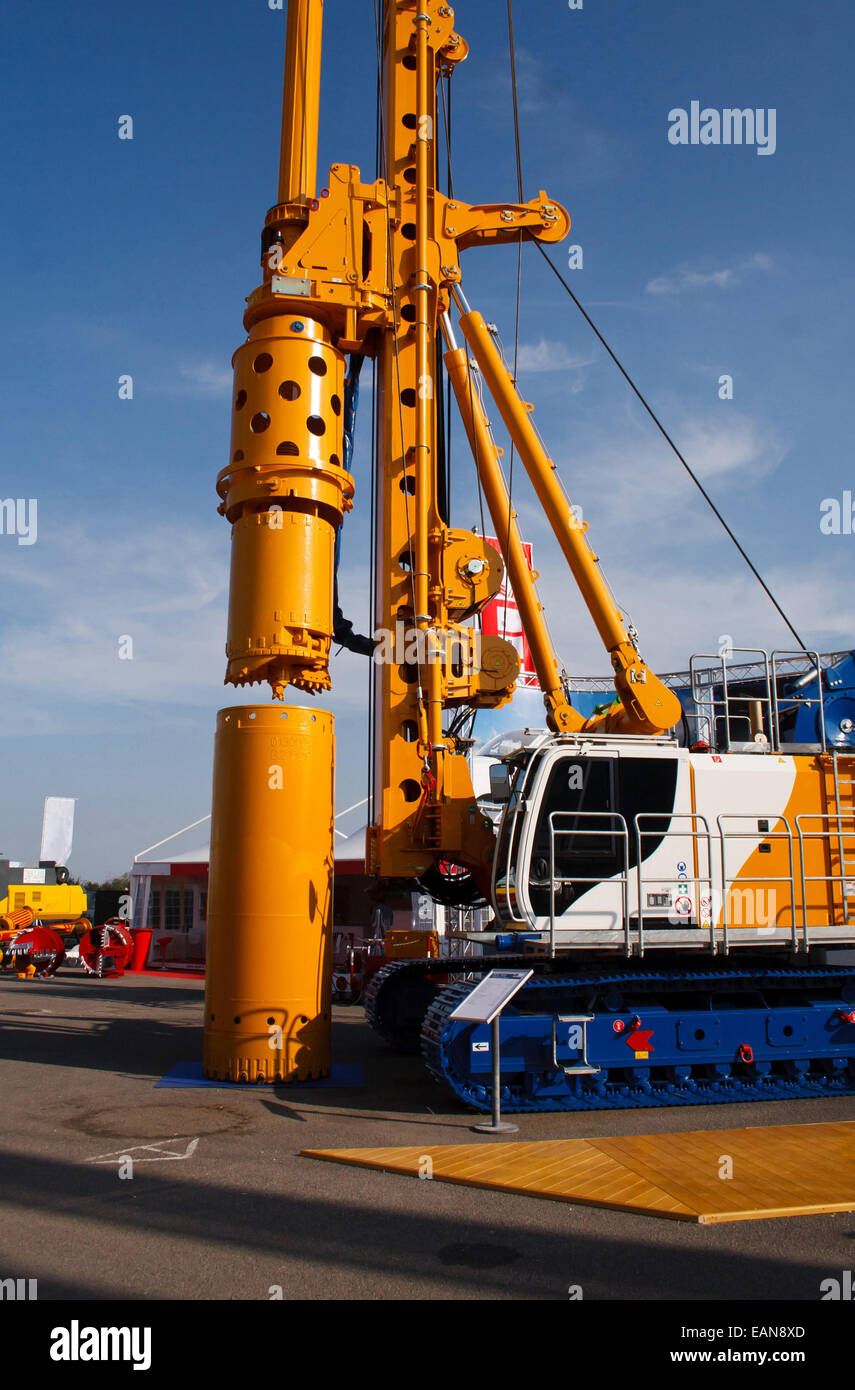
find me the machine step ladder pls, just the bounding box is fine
[828,751,855,926]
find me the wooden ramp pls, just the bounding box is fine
[303,1120,855,1224]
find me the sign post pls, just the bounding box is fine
[450,968,533,1134]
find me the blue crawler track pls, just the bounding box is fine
[365,954,535,1053]
[417,963,855,1112]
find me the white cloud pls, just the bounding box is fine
[0,520,227,712]
[467,47,622,183]
[176,360,233,396]
[674,414,785,483]
[539,410,788,550]
[477,47,556,116]
[515,340,595,374]
[647,268,736,294]
[527,542,852,679]
[0,520,375,730]
[485,407,801,674]
[453,408,786,571]
[646,254,775,296]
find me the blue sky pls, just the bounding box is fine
[1,0,852,877]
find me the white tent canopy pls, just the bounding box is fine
[130,815,367,931]
[133,832,366,867]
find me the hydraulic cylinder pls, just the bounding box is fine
[443,336,583,734]
[277,0,324,208]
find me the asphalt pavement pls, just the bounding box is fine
[1,970,854,1301]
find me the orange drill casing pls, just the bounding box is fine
[217,318,353,700]
[203,706,334,1082]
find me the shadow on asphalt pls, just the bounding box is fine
[0,976,465,1114]
[0,976,202,1009]
[1,1144,849,1300]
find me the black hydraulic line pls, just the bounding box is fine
[367,2,383,825]
[504,0,524,645]
[372,0,421,652]
[333,355,373,655]
[526,232,807,652]
[503,1,804,653]
[506,0,524,204]
[439,72,454,202]
[440,73,453,523]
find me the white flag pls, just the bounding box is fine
[40,797,76,866]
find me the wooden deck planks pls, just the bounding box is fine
[302,1120,855,1224]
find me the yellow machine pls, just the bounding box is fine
[203,1,855,1109]
[0,860,87,938]
[0,859,88,978]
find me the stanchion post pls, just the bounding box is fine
[448,967,533,1136]
[473,1011,519,1135]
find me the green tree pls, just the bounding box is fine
[81,875,130,893]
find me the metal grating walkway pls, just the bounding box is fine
[303,1120,855,1224]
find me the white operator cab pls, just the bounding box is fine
[486,730,847,957]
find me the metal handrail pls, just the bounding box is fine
[563,651,849,694]
[716,814,797,952]
[682,712,713,748]
[499,798,528,925]
[690,649,774,753]
[771,649,826,753]
[634,813,714,954]
[494,750,547,926]
[831,750,855,926]
[548,811,631,955]
[796,812,855,942]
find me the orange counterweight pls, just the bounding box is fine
[203,706,334,1082]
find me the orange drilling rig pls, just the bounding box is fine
[202,1,855,1111]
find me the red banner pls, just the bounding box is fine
[481,537,539,688]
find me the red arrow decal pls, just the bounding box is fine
[625,1029,654,1053]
